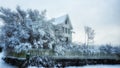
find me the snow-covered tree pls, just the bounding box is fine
[84,26,95,45]
[0,7,55,53]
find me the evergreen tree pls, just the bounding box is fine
[0,7,55,53]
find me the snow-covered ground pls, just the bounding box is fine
[0,52,16,68]
[66,65,120,68]
[28,65,120,68]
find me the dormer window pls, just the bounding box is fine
[65,19,67,24]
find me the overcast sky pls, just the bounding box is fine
[0,0,120,45]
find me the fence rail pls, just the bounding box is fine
[28,49,54,56]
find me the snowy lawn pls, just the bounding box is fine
[28,65,120,68]
[66,65,120,68]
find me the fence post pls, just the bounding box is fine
[26,53,30,61]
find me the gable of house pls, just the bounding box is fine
[52,14,73,30]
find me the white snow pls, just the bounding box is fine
[28,65,120,68]
[66,65,120,68]
[28,66,40,68]
[0,52,16,68]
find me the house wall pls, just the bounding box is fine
[55,23,72,42]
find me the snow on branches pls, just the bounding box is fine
[0,7,55,53]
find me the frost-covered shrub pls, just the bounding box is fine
[99,44,120,55]
[54,42,101,56]
[28,56,54,67]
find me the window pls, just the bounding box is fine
[65,28,67,33]
[66,37,68,42]
[62,27,64,33]
[65,19,67,24]
[68,29,70,34]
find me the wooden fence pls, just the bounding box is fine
[5,49,120,60]
[28,49,54,57]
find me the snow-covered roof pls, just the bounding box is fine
[52,14,73,29]
[52,14,68,25]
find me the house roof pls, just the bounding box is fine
[52,14,73,29]
[52,14,68,25]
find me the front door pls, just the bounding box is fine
[66,37,68,42]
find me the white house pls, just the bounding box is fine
[52,14,73,42]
